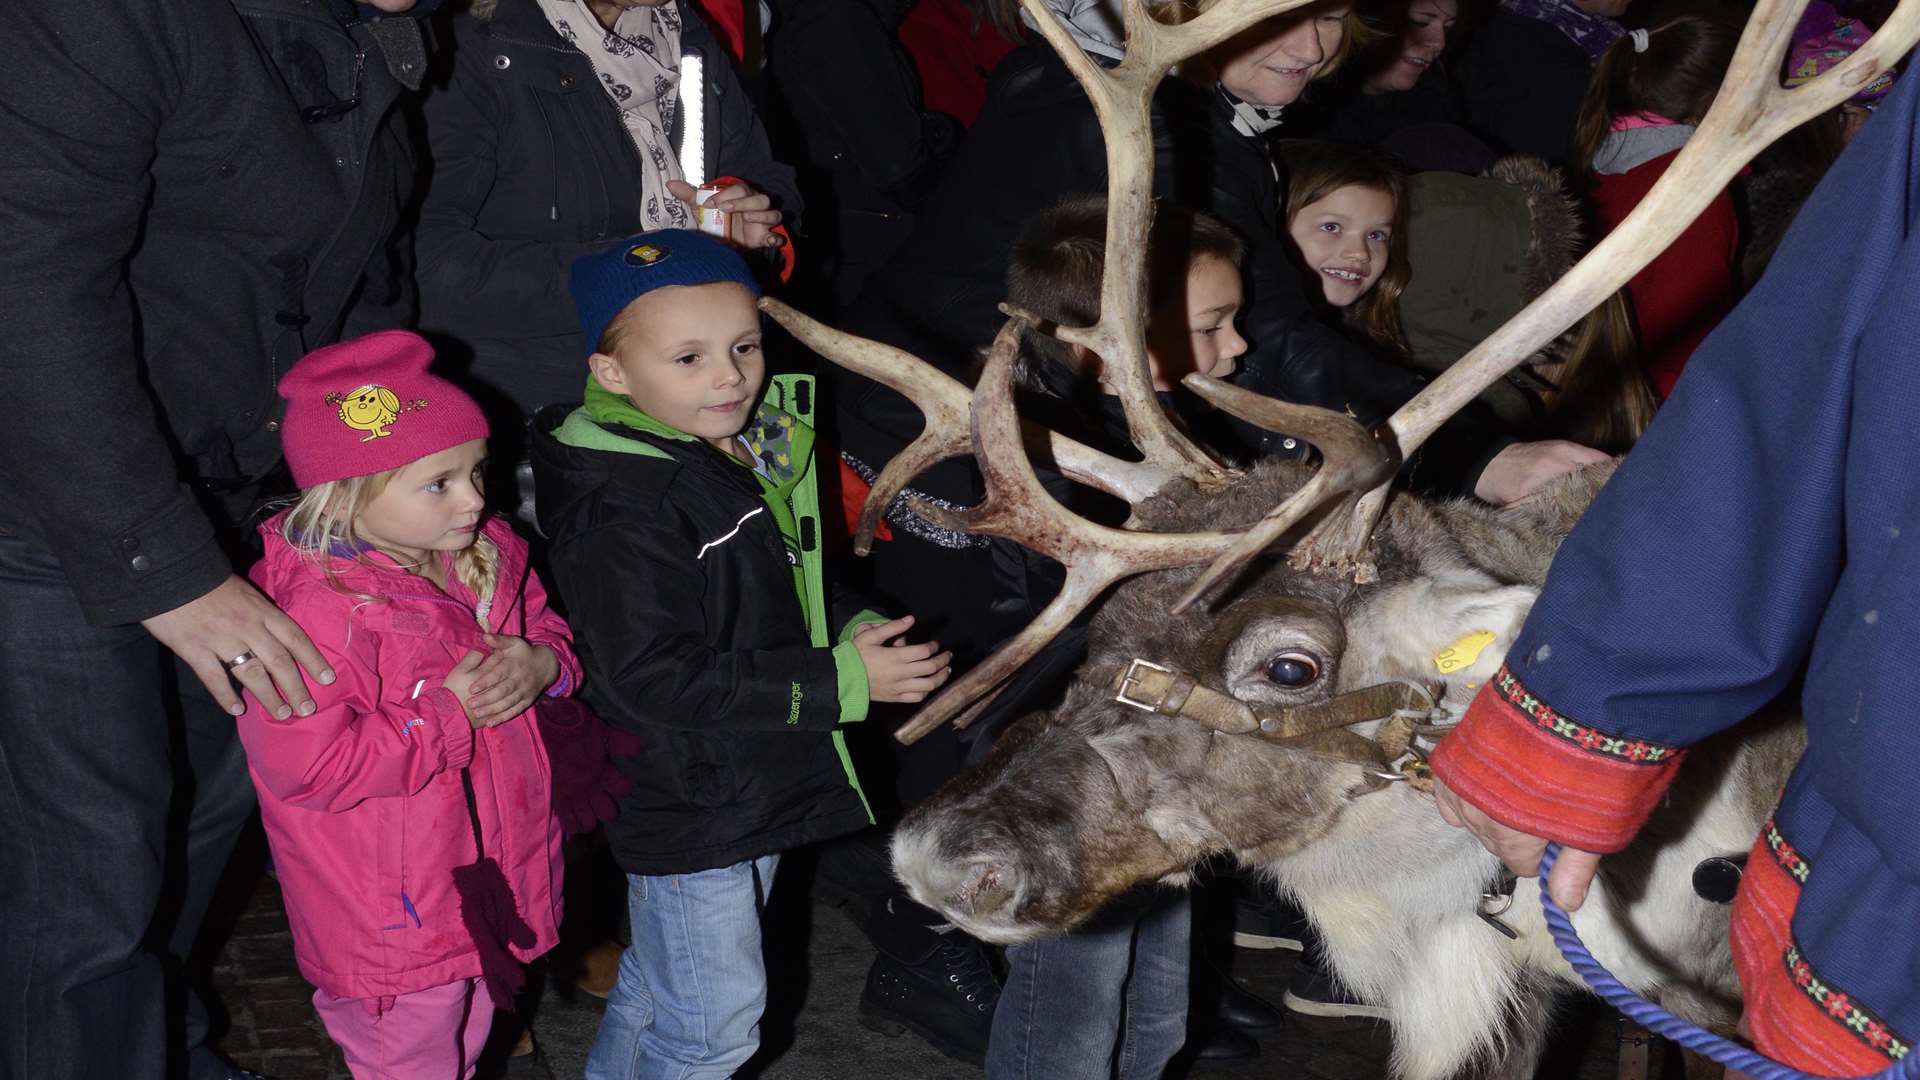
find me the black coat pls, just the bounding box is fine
[835,43,1503,502]
[0,0,423,626]
[529,394,873,875]
[416,0,800,417]
[1454,11,1593,167]
[1302,66,1469,149]
[766,0,961,310]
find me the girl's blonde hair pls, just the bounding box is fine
[279,469,499,604]
[1281,141,1411,355]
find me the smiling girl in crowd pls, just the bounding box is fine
[238,330,582,1077]
[1281,141,1412,356]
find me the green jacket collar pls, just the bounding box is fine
[566,380,816,496]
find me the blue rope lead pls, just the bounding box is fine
[1538,843,1918,1080]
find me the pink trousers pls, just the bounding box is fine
[312,978,495,1079]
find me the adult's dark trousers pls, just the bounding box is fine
[0,529,256,1079]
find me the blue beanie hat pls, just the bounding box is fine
[569,230,763,354]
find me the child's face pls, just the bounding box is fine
[589,282,766,451]
[355,439,489,565]
[1141,255,1249,390]
[1288,184,1395,308]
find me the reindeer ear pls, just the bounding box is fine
[1420,584,1538,697]
[1344,580,1537,702]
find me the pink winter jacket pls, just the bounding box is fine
[238,516,583,1001]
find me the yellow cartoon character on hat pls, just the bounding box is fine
[337,384,401,441]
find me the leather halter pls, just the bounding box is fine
[1111,658,1451,794]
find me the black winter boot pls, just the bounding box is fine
[857,899,1001,1065]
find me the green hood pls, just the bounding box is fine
[572,378,815,502]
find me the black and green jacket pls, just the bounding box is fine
[530,374,880,875]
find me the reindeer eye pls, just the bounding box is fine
[1264,653,1320,687]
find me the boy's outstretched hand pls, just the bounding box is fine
[854,615,953,704]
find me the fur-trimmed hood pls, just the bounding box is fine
[1398,154,1585,427]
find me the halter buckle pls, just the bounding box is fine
[1115,659,1174,713]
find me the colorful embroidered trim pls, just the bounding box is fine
[1785,945,1912,1062]
[1763,818,1811,884]
[1490,664,1678,764]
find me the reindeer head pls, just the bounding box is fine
[891,460,1611,942]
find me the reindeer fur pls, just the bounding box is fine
[894,459,1802,1079]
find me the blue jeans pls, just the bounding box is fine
[586,854,781,1080]
[0,529,256,1078]
[987,887,1192,1080]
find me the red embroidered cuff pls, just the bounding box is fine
[1429,664,1686,853]
[1732,823,1915,1073]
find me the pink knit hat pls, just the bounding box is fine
[277,330,490,488]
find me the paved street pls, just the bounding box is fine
[201,833,1679,1079]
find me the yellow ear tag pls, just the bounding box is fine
[1434,630,1498,675]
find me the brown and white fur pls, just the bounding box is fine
[891,460,1802,1079]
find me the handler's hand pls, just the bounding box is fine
[1434,778,1603,911]
[668,179,785,250]
[1473,440,1611,506]
[142,575,334,720]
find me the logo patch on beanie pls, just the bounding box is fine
[624,243,671,267]
[325,384,428,443]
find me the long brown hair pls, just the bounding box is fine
[1569,14,1741,176]
[1535,290,1654,452]
[1281,141,1411,355]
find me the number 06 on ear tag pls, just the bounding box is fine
[1434,630,1498,674]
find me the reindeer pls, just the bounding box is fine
[758,0,1920,1076]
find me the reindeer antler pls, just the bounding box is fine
[1013,0,1329,484]
[762,298,1174,552]
[1172,0,1920,612]
[890,317,1392,743]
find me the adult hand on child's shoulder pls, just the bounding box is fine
[854,615,954,705]
[142,575,336,720]
[462,634,561,727]
[666,179,785,250]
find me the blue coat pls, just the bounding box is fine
[1435,65,1920,1064]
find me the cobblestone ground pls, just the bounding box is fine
[204,849,1680,1080]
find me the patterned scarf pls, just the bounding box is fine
[1500,0,1624,61]
[536,0,690,229]
[1217,83,1287,138]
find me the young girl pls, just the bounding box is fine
[1570,14,1741,399]
[238,330,583,1078]
[1281,141,1412,357]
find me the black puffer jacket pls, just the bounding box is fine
[835,43,1504,500]
[529,383,875,875]
[0,0,424,626]
[416,0,800,417]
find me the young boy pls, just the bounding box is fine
[871,197,1258,1079]
[1008,194,1248,407]
[529,229,951,1078]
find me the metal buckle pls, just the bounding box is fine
[1115,658,1172,713]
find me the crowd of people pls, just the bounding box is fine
[0,0,1909,1078]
